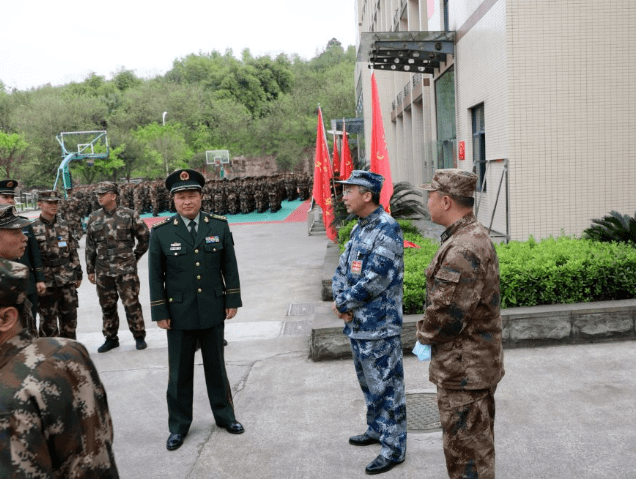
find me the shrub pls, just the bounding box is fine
[582,210,636,245]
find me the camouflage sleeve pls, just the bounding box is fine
[26,225,45,283]
[85,215,96,275]
[69,235,83,281]
[332,239,353,303]
[333,222,403,313]
[416,245,484,345]
[132,211,150,261]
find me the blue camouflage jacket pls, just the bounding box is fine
[332,206,404,340]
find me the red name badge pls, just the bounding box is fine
[351,260,362,275]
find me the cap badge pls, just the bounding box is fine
[180,171,190,181]
[7,181,14,188]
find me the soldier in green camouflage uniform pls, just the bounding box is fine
[0,203,38,334]
[0,181,46,333]
[0,259,119,478]
[86,181,151,353]
[32,191,83,340]
[416,169,505,479]
[62,188,85,242]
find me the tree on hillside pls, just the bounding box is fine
[0,132,28,178]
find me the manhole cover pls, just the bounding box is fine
[406,392,441,432]
[288,303,317,316]
[282,320,312,336]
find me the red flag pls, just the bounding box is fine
[370,72,394,212]
[340,121,353,180]
[332,136,340,178]
[311,106,337,242]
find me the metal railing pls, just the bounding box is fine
[474,158,510,242]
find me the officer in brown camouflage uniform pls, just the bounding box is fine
[416,169,505,479]
[0,259,119,478]
[32,191,83,340]
[86,181,151,353]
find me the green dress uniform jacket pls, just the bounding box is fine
[148,212,242,327]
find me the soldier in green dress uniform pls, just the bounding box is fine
[148,168,245,452]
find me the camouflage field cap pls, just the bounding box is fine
[0,179,18,196]
[38,190,62,202]
[420,168,477,198]
[0,259,29,307]
[336,170,384,194]
[95,181,119,195]
[166,169,205,194]
[0,204,34,229]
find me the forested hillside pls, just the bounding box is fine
[0,39,355,189]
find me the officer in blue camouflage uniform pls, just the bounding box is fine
[417,169,505,479]
[331,170,407,476]
[0,259,119,478]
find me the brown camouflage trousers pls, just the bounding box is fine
[96,272,146,340]
[37,284,79,339]
[437,386,497,479]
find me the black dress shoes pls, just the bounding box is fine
[349,433,380,446]
[217,421,244,434]
[365,455,404,475]
[166,433,184,451]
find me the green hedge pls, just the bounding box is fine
[337,220,636,314]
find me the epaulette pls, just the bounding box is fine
[209,214,228,222]
[151,217,171,229]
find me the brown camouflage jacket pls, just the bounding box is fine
[416,213,505,390]
[0,329,119,478]
[31,215,83,288]
[86,205,150,276]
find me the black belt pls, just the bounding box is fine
[46,258,71,267]
[98,247,133,256]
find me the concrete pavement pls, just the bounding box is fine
[69,219,636,478]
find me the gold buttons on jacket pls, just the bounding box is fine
[197,288,202,293]
[197,275,201,280]
[194,249,199,254]
[169,298,173,302]
[195,261,200,267]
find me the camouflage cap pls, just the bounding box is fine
[335,170,384,194]
[166,169,205,194]
[0,204,34,229]
[0,179,18,196]
[38,190,62,202]
[0,259,29,307]
[95,181,119,195]
[420,168,477,198]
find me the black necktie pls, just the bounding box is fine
[188,220,196,241]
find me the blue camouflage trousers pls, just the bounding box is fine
[350,336,407,462]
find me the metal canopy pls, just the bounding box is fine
[357,31,455,74]
[330,118,364,135]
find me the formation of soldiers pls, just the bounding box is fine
[57,173,313,238]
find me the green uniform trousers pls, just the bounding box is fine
[166,323,236,435]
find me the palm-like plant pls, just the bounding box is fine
[389,181,430,220]
[582,210,636,244]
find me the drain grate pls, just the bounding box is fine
[287,303,318,316]
[282,320,312,336]
[406,392,442,432]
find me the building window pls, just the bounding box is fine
[472,103,486,192]
[435,67,456,169]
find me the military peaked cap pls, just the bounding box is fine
[95,181,119,194]
[0,179,18,195]
[38,190,62,202]
[336,170,384,194]
[0,204,34,229]
[420,169,477,198]
[166,169,205,194]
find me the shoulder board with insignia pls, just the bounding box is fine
[151,217,171,229]
[210,214,228,222]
